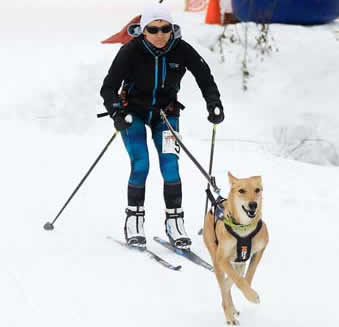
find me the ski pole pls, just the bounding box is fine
[160,110,220,194]
[198,124,217,235]
[43,131,119,231]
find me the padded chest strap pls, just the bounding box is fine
[224,220,263,262]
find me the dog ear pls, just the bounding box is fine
[252,176,262,183]
[228,172,238,184]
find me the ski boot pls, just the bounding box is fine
[165,208,192,250]
[124,206,146,248]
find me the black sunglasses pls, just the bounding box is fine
[145,24,172,34]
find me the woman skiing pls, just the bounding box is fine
[100,3,224,249]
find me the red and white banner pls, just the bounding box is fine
[186,0,208,12]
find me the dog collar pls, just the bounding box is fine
[213,198,259,233]
[223,214,259,233]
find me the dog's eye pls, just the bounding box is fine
[255,188,261,193]
[238,189,246,194]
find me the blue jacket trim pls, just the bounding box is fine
[162,56,167,88]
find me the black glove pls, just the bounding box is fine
[207,101,224,124]
[112,108,133,131]
[106,101,122,117]
[106,90,129,118]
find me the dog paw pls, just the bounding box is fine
[244,288,260,304]
[226,318,240,325]
[231,305,240,317]
[233,310,240,316]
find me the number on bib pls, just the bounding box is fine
[162,130,181,157]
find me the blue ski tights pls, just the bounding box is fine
[120,115,182,209]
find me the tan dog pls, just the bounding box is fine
[203,172,269,325]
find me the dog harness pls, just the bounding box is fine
[224,218,263,262]
[212,197,263,263]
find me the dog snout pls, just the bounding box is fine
[248,201,257,210]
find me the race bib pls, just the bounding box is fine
[162,130,181,157]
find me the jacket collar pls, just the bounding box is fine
[141,34,177,57]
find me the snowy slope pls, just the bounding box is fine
[1,1,339,326]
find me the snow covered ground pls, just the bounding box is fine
[1,1,339,326]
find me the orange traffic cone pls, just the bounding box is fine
[205,0,221,24]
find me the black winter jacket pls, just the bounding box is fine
[100,26,221,121]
